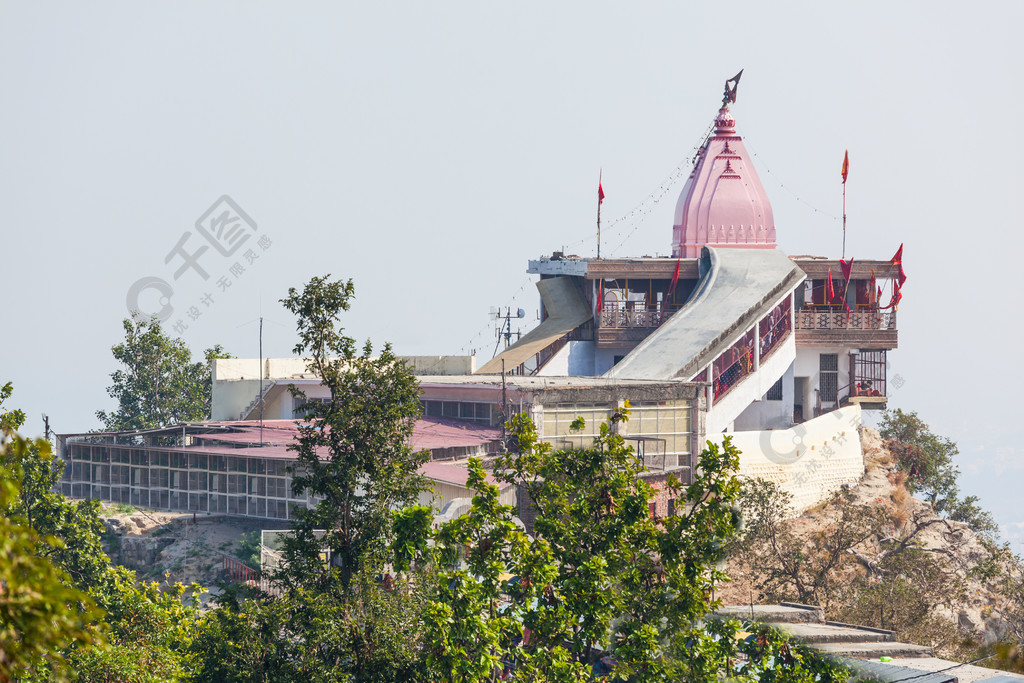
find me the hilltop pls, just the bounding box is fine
[720,425,1023,660]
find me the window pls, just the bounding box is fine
[668,498,676,517]
[766,377,784,401]
[421,400,496,425]
[820,354,839,402]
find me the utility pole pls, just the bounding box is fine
[259,316,264,447]
[500,359,508,451]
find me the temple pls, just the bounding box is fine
[482,79,901,437]
[59,75,904,522]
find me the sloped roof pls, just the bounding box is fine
[604,246,805,380]
[476,276,592,374]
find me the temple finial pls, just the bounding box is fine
[722,69,744,107]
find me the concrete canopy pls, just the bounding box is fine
[476,276,592,374]
[604,247,805,381]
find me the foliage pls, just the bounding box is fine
[833,548,970,657]
[191,568,425,683]
[187,276,429,683]
[277,275,427,592]
[735,479,885,611]
[0,441,103,680]
[396,410,846,681]
[879,409,997,535]
[2,383,204,682]
[234,530,262,568]
[96,317,231,431]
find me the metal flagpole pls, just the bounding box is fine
[842,182,847,260]
[596,169,603,259]
[841,149,849,260]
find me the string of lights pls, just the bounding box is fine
[744,138,841,221]
[603,120,716,257]
[457,119,840,356]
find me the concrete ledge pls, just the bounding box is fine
[716,603,824,624]
[814,641,933,659]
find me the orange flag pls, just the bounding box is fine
[841,150,849,184]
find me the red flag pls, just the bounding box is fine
[841,150,849,184]
[667,258,681,297]
[840,258,854,283]
[598,181,605,204]
[891,243,907,287]
[891,243,903,264]
[596,280,604,313]
[869,268,877,308]
[826,266,836,303]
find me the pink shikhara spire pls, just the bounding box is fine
[671,90,777,258]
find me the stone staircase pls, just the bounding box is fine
[716,603,1024,682]
[716,602,933,659]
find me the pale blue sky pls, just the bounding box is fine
[2,2,1021,548]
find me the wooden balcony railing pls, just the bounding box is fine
[795,307,896,331]
[599,307,667,329]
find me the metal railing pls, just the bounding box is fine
[759,305,792,362]
[712,351,754,401]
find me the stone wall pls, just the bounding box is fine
[710,405,864,513]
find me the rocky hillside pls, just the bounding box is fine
[719,426,1022,657]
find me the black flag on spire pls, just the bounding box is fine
[723,69,743,105]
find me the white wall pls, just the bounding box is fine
[709,405,864,513]
[794,346,852,416]
[733,363,795,431]
[214,356,476,382]
[211,378,263,421]
[595,345,633,375]
[537,342,571,376]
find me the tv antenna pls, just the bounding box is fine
[490,306,526,358]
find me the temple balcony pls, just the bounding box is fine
[794,306,898,349]
[595,305,679,347]
[841,349,889,411]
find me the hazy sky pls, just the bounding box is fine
[2,2,1022,548]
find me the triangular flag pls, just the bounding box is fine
[840,258,854,284]
[891,243,907,287]
[827,266,836,303]
[841,150,849,184]
[891,243,903,265]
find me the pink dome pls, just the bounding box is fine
[672,106,776,258]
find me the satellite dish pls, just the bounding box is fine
[516,308,526,319]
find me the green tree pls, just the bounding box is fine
[277,275,427,592]
[879,409,997,535]
[0,390,102,682]
[395,410,848,681]
[96,317,231,431]
[189,276,428,683]
[735,479,885,611]
[2,383,204,681]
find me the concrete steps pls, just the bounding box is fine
[716,602,934,660]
